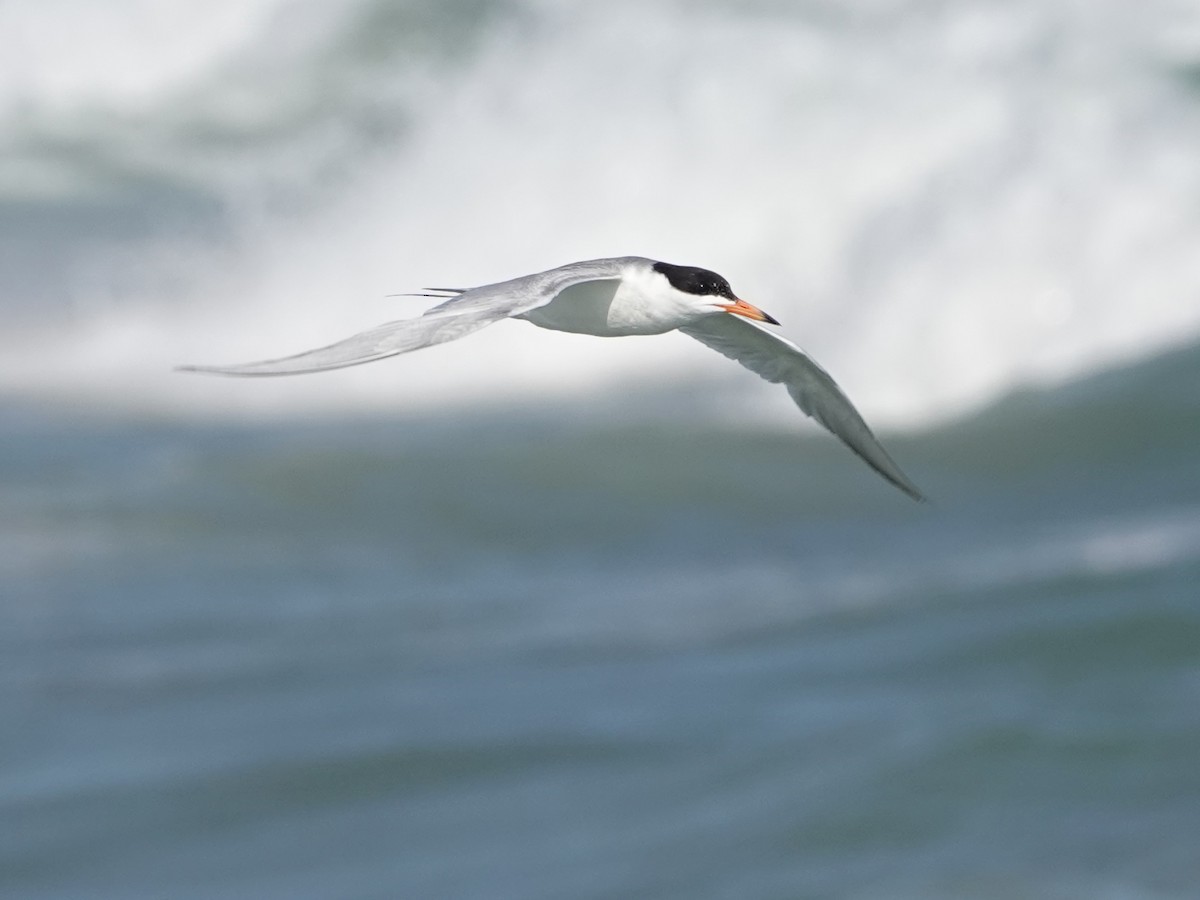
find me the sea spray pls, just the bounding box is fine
[3,0,1200,426]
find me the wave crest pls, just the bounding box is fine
[4,0,1200,426]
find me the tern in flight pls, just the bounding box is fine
[181,257,924,500]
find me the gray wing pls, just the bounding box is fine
[178,257,635,377]
[680,314,925,501]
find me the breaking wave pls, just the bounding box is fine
[4,0,1200,426]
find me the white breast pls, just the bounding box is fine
[519,268,701,337]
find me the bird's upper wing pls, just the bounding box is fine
[179,257,636,377]
[680,314,925,501]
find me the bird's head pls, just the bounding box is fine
[650,261,780,325]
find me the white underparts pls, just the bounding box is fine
[519,268,709,337]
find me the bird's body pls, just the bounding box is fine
[182,257,925,500]
[519,260,702,336]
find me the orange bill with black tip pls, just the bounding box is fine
[720,298,780,326]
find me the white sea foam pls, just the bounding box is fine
[3,0,1200,426]
[0,0,291,116]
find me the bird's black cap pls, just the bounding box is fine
[652,261,736,300]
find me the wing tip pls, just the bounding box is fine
[177,363,238,376]
[175,363,295,378]
[867,457,928,504]
[838,434,928,503]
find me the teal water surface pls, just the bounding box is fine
[3,345,1199,899]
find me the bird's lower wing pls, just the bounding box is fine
[680,315,925,501]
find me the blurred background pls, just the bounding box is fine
[3,0,1200,897]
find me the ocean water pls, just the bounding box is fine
[3,1,1200,898]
